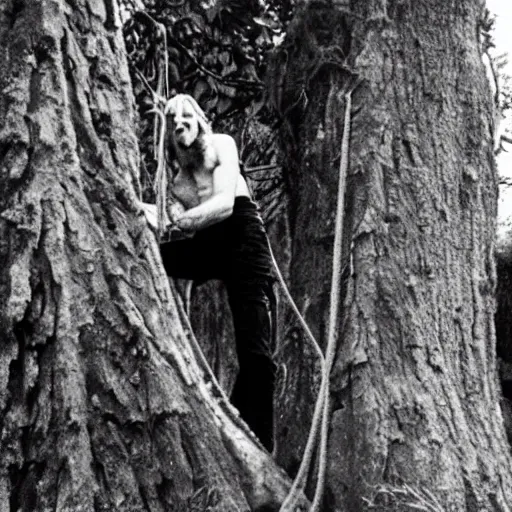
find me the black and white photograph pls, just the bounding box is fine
[1,0,512,510]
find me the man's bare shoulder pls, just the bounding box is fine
[211,133,237,153]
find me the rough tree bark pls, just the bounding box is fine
[0,1,306,511]
[271,0,512,510]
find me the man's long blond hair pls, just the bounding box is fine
[154,94,212,234]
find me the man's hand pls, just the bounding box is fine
[175,216,195,231]
[169,202,186,224]
[168,202,196,235]
[139,200,195,239]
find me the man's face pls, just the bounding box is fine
[169,101,200,148]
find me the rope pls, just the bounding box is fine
[268,242,326,510]
[136,30,356,502]
[277,88,353,512]
[152,106,172,236]
[311,88,352,512]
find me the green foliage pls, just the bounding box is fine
[122,0,290,119]
[480,8,512,117]
[479,7,496,55]
[494,53,512,115]
[120,0,294,211]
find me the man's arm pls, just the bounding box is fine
[174,134,240,231]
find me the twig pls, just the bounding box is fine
[244,163,282,174]
[134,68,166,105]
[168,36,265,90]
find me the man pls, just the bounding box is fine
[142,94,276,451]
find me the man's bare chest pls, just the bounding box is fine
[171,139,219,207]
[173,159,218,207]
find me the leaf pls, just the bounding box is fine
[193,79,210,101]
[206,75,218,92]
[204,94,219,112]
[218,50,231,66]
[220,35,232,48]
[256,29,272,47]
[203,0,224,23]
[216,97,232,114]
[188,13,206,32]
[167,45,181,62]
[202,52,217,67]
[217,83,237,97]
[253,14,281,31]
[241,62,259,80]
[168,62,180,84]
[221,61,238,77]
[245,94,265,116]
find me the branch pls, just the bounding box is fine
[167,35,264,90]
[133,10,264,92]
[244,163,282,174]
[134,68,165,104]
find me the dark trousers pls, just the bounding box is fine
[159,197,275,450]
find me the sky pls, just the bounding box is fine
[487,0,512,175]
[487,0,512,53]
[487,0,512,247]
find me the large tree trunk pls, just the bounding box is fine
[0,1,306,510]
[272,0,512,509]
